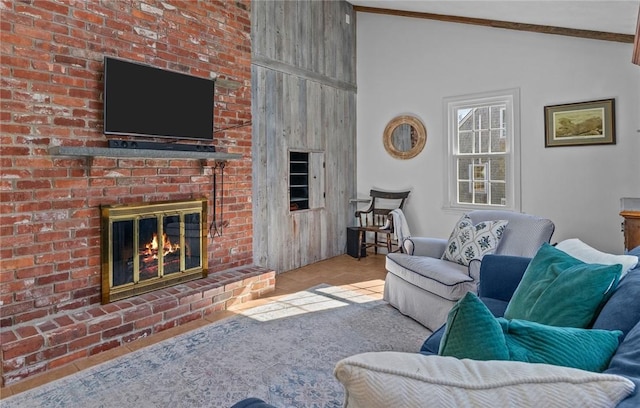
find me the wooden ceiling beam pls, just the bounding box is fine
[633,9,640,65]
[353,6,635,44]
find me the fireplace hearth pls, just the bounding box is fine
[101,199,208,303]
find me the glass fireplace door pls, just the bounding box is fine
[101,199,207,303]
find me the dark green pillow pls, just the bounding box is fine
[498,318,622,372]
[504,243,621,328]
[438,292,509,361]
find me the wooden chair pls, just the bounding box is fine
[354,190,410,260]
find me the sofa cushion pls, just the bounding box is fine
[604,320,640,408]
[467,210,554,258]
[442,214,508,266]
[438,292,509,360]
[420,324,446,355]
[438,293,622,372]
[386,253,475,302]
[504,243,621,328]
[556,238,638,279]
[593,268,640,340]
[334,352,635,408]
[477,255,532,301]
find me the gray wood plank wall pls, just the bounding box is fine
[252,0,357,272]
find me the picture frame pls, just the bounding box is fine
[544,98,615,147]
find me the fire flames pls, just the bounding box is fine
[144,233,180,260]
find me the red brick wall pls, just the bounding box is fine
[0,1,253,326]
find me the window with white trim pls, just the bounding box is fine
[444,89,520,211]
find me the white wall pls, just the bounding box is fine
[356,13,640,254]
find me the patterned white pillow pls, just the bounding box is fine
[442,214,508,266]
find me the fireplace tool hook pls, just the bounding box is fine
[209,161,225,238]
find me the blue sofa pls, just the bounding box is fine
[420,252,640,407]
[236,249,640,407]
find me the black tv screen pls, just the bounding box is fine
[103,57,215,140]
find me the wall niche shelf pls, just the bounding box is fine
[49,146,242,163]
[289,151,310,211]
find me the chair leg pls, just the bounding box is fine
[374,232,378,254]
[387,233,392,253]
[357,230,364,261]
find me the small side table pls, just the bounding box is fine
[621,210,640,252]
[621,197,640,252]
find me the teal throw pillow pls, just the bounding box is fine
[438,292,622,373]
[498,318,622,373]
[504,243,621,328]
[438,292,509,361]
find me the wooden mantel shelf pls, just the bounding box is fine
[49,146,242,161]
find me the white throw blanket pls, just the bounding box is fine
[389,208,411,246]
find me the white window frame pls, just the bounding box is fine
[443,88,521,212]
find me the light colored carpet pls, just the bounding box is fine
[3,284,431,408]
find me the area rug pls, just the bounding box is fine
[3,284,431,408]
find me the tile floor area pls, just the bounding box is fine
[0,254,387,399]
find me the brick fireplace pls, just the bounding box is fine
[0,0,274,386]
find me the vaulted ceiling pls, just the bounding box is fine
[349,1,639,37]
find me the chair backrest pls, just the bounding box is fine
[358,189,410,227]
[467,210,555,258]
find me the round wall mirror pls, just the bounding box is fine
[383,115,427,160]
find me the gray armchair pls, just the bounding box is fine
[384,210,555,330]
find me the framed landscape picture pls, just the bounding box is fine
[544,98,615,147]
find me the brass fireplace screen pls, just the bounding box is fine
[100,199,208,303]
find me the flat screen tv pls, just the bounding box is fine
[103,56,215,140]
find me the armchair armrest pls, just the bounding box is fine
[354,206,373,218]
[404,237,447,257]
[478,255,531,302]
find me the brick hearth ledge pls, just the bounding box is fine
[1,265,275,386]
